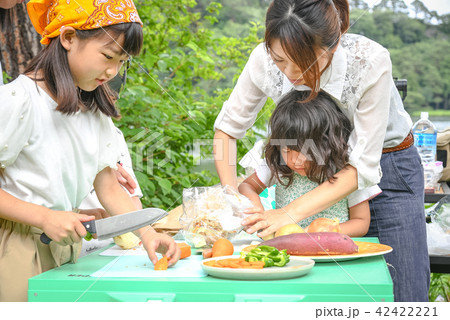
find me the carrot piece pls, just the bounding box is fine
[204,257,267,269]
[217,259,232,267]
[203,260,217,267]
[228,260,241,268]
[154,256,169,270]
[202,248,213,259]
[177,242,191,259]
[249,261,265,268]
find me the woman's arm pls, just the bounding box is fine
[213,130,238,190]
[238,172,267,211]
[340,200,370,237]
[243,165,358,237]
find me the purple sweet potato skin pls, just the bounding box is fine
[260,232,358,255]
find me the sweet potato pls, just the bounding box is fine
[260,232,358,255]
[177,242,191,259]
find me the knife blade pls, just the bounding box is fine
[40,207,168,244]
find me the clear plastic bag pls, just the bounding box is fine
[180,185,253,248]
[424,161,443,193]
[426,195,450,255]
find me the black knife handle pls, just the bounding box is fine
[40,220,97,245]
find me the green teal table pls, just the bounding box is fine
[28,237,393,302]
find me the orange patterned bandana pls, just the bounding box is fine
[27,0,143,45]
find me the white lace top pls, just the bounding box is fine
[214,34,413,190]
[0,75,121,211]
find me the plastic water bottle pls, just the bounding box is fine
[413,112,437,164]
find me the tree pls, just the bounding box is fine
[349,0,369,11]
[394,15,426,44]
[115,0,266,209]
[411,0,431,19]
[374,0,409,14]
[0,4,42,81]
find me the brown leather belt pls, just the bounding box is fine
[382,131,414,154]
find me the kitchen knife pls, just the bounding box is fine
[40,207,168,244]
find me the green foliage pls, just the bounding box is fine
[115,0,265,209]
[114,0,449,210]
[349,4,449,113]
[429,273,450,301]
[390,40,450,112]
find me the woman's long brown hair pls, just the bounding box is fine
[24,23,143,118]
[265,0,349,101]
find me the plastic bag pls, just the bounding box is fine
[424,161,443,193]
[180,185,253,248]
[425,195,450,255]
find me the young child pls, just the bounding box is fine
[0,0,179,301]
[239,90,380,237]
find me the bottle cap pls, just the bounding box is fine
[420,112,429,120]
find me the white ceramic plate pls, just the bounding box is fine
[237,240,393,263]
[201,255,315,280]
[296,250,391,262]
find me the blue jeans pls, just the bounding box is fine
[367,146,430,301]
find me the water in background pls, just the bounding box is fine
[432,120,450,132]
[416,119,450,132]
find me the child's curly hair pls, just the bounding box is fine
[264,90,352,187]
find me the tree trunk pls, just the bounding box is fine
[0,4,42,82]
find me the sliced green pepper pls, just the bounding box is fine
[262,256,274,267]
[241,245,290,268]
[273,254,289,267]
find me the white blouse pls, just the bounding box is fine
[214,33,413,189]
[0,75,121,211]
[79,127,143,210]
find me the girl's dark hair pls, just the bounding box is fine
[24,23,143,117]
[265,90,352,187]
[0,8,12,29]
[265,0,349,101]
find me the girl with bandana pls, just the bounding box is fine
[214,0,429,301]
[0,0,180,301]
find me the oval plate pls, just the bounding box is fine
[292,241,393,262]
[201,255,315,280]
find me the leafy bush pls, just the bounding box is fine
[115,0,268,210]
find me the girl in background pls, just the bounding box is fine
[239,90,380,237]
[0,0,179,301]
[214,0,429,301]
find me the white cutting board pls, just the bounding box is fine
[91,254,206,278]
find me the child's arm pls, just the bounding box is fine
[0,189,94,244]
[93,167,180,266]
[238,172,267,213]
[339,200,371,237]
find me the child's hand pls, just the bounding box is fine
[115,164,137,194]
[139,229,181,267]
[244,205,265,215]
[79,208,110,220]
[78,208,110,239]
[41,210,94,245]
[241,208,294,238]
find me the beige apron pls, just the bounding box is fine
[0,219,81,301]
